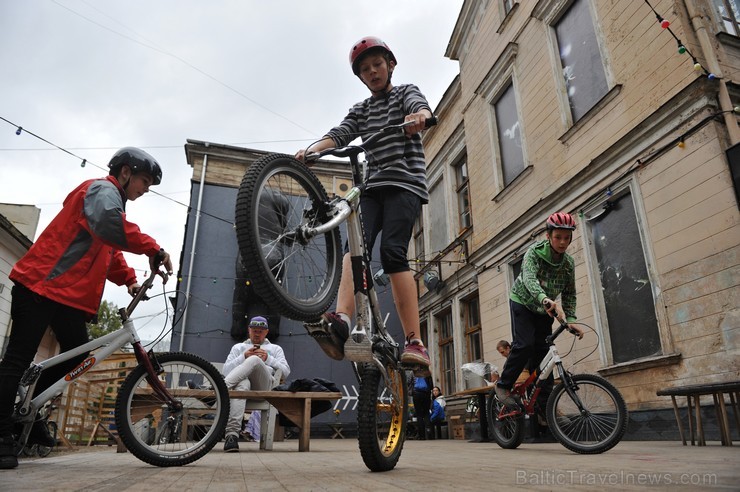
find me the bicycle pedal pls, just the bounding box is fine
[344,335,373,362]
[401,362,431,378]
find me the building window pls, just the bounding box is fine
[713,0,740,35]
[586,189,661,364]
[554,0,609,122]
[503,0,515,15]
[436,310,456,394]
[428,177,449,254]
[462,295,482,363]
[454,155,472,231]
[494,82,525,186]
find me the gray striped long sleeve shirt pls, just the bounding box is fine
[325,84,431,203]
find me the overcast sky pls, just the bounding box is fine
[0,0,463,341]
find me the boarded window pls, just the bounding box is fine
[555,0,609,121]
[590,192,661,363]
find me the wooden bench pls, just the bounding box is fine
[229,390,342,451]
[656,380,740,446]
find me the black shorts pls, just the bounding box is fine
[352,186,422,274]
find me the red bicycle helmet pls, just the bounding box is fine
[349,36,397,75]
[546,212,576,230]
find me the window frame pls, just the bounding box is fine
[712,0,740,36]
[435,308,456,394]
[461,293,482,363]
[581,176,674,370]
[454,154,472,233]
[476,42,528,195]
[535,0,616,131]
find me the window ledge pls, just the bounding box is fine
[491,164,533,202]
[597,352,682,377]
[717,31,740,50]
[497,2,519,34]
[558,84,623,143]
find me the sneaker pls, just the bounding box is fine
[304,313,349,360]
[494,384,518,408]
[223,434,239,453]
[0,436,18,470]
[401,338,431,377]
[28,420,55,448]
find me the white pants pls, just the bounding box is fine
[224,355,274,436]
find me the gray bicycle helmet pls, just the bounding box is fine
[108,147,162,185]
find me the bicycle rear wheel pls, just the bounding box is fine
[235,153,342,321]
[357,362,408,472]
[487,392,525,449]
[115,352,229,467]
[546,373,628,454]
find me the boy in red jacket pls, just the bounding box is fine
[0,147,173,469]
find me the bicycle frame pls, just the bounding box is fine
[503,320,576,417]
[13,273,180,440]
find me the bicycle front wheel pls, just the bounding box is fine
[115,352,229,467]
[546,373,628,454]
[487,392,525,449]
[235,153,342,321]
[357,362,408,472]
[36,421,57,457]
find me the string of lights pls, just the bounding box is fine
[643,0,716,78]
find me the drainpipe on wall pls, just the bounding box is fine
[685,0,740,144]
[179,150,208,351]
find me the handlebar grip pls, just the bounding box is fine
[152,248,166,268]
[425,116,438,128]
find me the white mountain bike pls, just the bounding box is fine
[13,261,230,466]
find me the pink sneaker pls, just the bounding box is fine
[401,338,431,377]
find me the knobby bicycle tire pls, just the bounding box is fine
[487,391,525,449]
[115,352,229,467]
[36,421,57,457]
[234,153,342,321]
[357,363,408,472]
[546,373,628,454]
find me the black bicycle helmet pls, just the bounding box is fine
[108,147,162,185]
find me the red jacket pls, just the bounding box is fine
[10,176,161,316]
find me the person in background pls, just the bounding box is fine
[496,340,511,358]
[222,316,290,453]
[0,147,172,470]
[429,386,446,440]
[412,375,433,440]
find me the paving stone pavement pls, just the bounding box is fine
[2,439,738,491]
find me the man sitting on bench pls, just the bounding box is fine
[222,316,291,452]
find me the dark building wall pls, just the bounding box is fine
[172,180,406,425]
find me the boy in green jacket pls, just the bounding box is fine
[495,212,584,406]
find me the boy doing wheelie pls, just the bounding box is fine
[295,36,433,375]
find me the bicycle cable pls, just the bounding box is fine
[562,321,600,372]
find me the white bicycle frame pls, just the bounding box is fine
[15,319,140,424]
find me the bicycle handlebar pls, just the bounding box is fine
[122,254,169,320]
[308,116,437,161]
[543,299,579,344]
